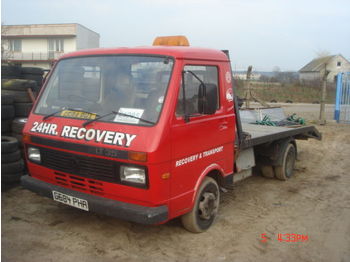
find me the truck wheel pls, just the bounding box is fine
[181,177,220,233]
[274,143,296,180]
[261,165,275,178]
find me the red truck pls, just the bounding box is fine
[21,36,321,232]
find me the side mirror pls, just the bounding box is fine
[198,83,218,115]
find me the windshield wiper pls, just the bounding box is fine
[83,111,155,127]
[43,107,97,121]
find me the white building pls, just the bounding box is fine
[2,23,100,69]
[299,55,350,82]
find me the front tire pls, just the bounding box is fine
[181,177,220,233]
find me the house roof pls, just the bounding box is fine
[1,23,99,38]
[299,55,335,72]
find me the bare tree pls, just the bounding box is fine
[315,49,331,58]
[1,22,13,64]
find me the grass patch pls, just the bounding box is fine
[234,81,336,104]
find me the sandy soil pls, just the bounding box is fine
[2,116,350,262]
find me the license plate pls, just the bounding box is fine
[52,191,89,211]
[60,110,97,120]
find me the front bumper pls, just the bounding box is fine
[21,175,168,224]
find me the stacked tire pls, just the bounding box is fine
[2,136,24,187]
[11,118,27,146]
[1,94,15,135]
[1,65,44,94]
[1,65,22,80]
[2,79,35,117]
[21,67,44,90]
[1,81,32,189]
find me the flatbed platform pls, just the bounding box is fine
[241,123,322,149]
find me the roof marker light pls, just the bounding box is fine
[153,36,190,46]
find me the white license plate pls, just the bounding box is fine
[52,191,89,211]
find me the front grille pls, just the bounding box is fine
[39,146,121,184]
[54,171,105,195]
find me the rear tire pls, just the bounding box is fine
[274,143,296,180]
[181,177,220,233]
[261,165,275,178]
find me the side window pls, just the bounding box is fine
[9,39,22,52]
[176,65,219,116]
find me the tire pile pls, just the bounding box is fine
[1,65,44,189]
[2,136,24,186]
[2,65,44,88]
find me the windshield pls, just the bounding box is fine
[35,55,174,126]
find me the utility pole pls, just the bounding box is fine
[319,63,330,125]
[244,66,253,108]
[243,65,269,108]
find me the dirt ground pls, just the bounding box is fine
[2,105,350,262]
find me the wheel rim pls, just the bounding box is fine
[198,191,219,220]
[285,147,295,178]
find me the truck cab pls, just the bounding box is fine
[21,36,321,233]
[22,38,236,232]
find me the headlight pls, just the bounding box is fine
[120,166,146,185]
[28,147,41,163]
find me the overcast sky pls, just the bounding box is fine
[2,0,350,71]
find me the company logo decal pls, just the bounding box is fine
[225,71,232,83]
[175,146,224,167]
[226,88,233,102]
[30,122,136,147]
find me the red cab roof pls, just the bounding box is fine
[60,46,229,62]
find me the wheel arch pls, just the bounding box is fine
[190,164,225,207]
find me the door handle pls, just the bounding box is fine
[219,121,228,130]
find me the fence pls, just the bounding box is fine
[334,72,350,123]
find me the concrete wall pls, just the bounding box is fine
[299,71,321,82]
[64,37,77,52]
[3,37,76,63]
[21,37,76,52]
[2,24,99,69]
[76,24,100,50]
[3,24,76,36]
[326,55,350,82]
[21,38,48,52]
